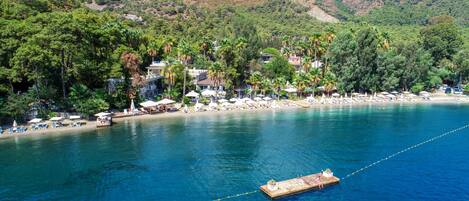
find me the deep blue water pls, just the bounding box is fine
[1,103,469,201]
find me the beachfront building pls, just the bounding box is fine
[146,61,167,77]
[106,61,166,99]
[196,71,225,91]
[188,68,208,83]
[288,55,302,72]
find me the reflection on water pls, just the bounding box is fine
[64,161,149,186]
[0,104,469,201]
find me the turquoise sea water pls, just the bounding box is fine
[1,104,469,201]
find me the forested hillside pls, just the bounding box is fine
[0,0,468,123]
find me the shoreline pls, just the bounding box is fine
[1,96,468,140]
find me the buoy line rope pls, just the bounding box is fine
[214,123,469,201]
[340,123,469,180]
[214,190,259,201]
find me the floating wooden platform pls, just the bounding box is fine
[260,173,340,199]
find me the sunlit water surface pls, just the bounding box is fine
[1,104,469,201]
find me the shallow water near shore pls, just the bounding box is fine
[1,103,469,201]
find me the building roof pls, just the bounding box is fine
[147,61,167,69]
[197,77,225,86]
[288,55,301,66]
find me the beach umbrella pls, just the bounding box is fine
[156,98,176,105]
[218,99,228,103]
[217,90,226,97]
[332,93,340,97]
[201,89,216,97]
[386,94,396,98]
[49,117,64,121]
[254,97,263,101]
[242,97,252,102]
[263,97,272,101]
[95,112,111,117]
[403,91,410,94]
[28,118,42,124]
[69,115,81,120]
[391,91,399,94]
[130,99,136,113]
[257,94,265,97]
[13,120,17,127]
[419,91,429,95]
[140,100,158,107]
[381,92,389,95]
[185,90,200,98]
[229,98,238,103]
[209,101,218,108]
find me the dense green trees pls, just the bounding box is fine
[0,0,468,123]
[420,16,463,62]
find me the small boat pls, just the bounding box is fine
[260,169,339,199]
[95,112,112,127]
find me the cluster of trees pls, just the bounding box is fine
[0,1,467,123]
[329,16,467,94]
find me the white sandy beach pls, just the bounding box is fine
[1,94,468,140]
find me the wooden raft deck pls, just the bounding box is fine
[260,173,340,199]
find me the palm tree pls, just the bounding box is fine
[208,61,225,89]
[324,32,335,70]
[273,77,286,100]
[308,68,321,97]
[309,33,326,75]
[322,72,337,96]
[247,71,262,97]
[294,72,309,98]
[163,36,175,56]
[302,56,312,73]
[162,64,175,98]
[260,78,272,96]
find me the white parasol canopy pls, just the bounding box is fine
[156,98,176,105]
[419,91,429,95]
[201,89,216,97]
[254,97,263,101]
[50,117,64,121]
[263,97,272,101]
[140,100,158,108]
[28,118,42,124]
[185,90,200,98]
[95,112,111,117]
[218,99,228,103]
[229,98,238,102]
[69,115,81,120]
[208,101,218,108]
[332,93,340,97]
[242,97,252,102]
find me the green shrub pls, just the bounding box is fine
[411,83,425,94]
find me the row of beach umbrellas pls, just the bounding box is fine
[139,98,176,108]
